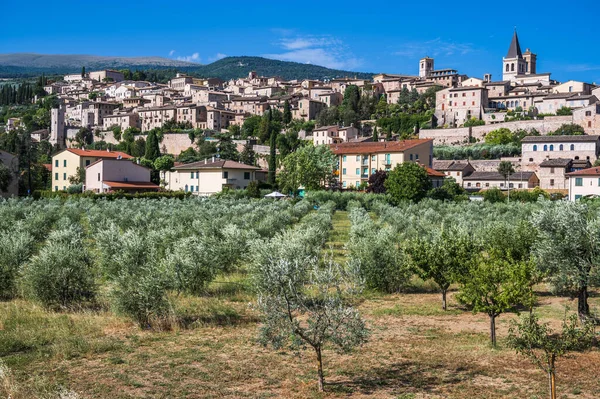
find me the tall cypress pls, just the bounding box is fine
[267,110,277,186]
[144,130,161,161]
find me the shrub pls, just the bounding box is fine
[0,226,34,300]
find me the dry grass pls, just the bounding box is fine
[2,215,600,398]
[1,289,599,399]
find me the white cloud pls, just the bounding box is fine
[263,34,362,70]
[176,52,200,63]
[169,50,176,56]
[393,38,476,58]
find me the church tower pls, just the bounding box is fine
[502,30,527,81]
[419,57,434,78]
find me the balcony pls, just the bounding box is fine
[361,174,369,179]
[226,178,237,185]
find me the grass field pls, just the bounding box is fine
[1,211,599,399]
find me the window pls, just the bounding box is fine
[589,122,593,128]
[511,63,515,72]
[355,181,360,188]
[598,178,600,187]
[485,183,489,187]
[410,154,413,161]
[476,183,481,188]
[575,178,583,186]
[223,171,229,179]
[467,183,471,187]
[570,144,575,151]
[506,64,509,72]
[55,160,58,167]
[559,144,563,151]
[63,160,67,167]
[550,179,555,186]
[190,172,194,178]
[97,173,100,181]
[342,155,347,162]
[543,145,548,151]
[342,181,347,188]
[586,111,592,116]
[55,173,58,180]
[190,186,194,192]
[356,155,360,161]
[54,186,58,191]
[550,145,554,151]
[185,185,188,192]
[533,145,537,151]
[415,154,419,160]
[195,172,199,178]
[63,173,66,180]
[371,155,376,161]
[518,183,523,188]
[244,172,250,180]
[371,168,376,174]
[529,158,533,162]
[500,183,504,187]
[356,168,360,175]
[550,167,555,174]
[575,195,582,200]
[85,160,91,166]
[342,168,346,175]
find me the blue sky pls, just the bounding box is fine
[1,0,599,84]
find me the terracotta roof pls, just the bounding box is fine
[43,163,52,171]
[567,167,600,177]
[330,140,432,155]
[102,181,160,189]
[66,149,133,159]
[521,136,599,143]
[425,166,445,177]
[539,158,572,167]
[463,171,536,181]
[433,160,472,171]
[173,159,260,170]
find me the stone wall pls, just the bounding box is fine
[90,131,196,155]
[420,116,574,145]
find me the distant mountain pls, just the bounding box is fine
[0,53,199,77]
[0,54,373,81]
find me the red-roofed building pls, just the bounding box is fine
[566,167,600,201]
[51,148,133,191]
[330,140,434,189]
[164,157,261,195]
[85,159,159,194]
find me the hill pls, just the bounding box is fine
[0,54,373,81]
[184,56,373,81]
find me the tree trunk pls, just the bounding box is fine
[489,314,497,347]
[577,286,590,321]
[315,345,325,392]
[441,289,447,311]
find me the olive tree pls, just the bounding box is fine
[21,225,96,308]
[457,253,535,347]
[0,226,34,300]
[532,202,600,321]
[508,313,595,399]
[254,257,368,392]
[405,225,476,310]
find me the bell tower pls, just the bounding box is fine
[419,57,434,78]
[502,30,527,81]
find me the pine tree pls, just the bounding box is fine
[240,141,256,166]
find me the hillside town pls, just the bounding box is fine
[1,31,600,200]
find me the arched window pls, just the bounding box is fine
[543,145,548,151]
[506,64,509,72]
[550,145,554,151]
[559,144,563,151]
[570,144,575,151]
[184,184,188,192]
[511,63,515,72]
[533,145,537,151]
[515,101,520,107]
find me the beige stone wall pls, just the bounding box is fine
[538,167,568,190]
[420,116,574,145]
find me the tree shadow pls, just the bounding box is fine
[328,359,478,395]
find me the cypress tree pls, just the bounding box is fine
[283,100,292,125]
[267,110,277,185]
[144,130,161,161]
[373,126,379,142]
